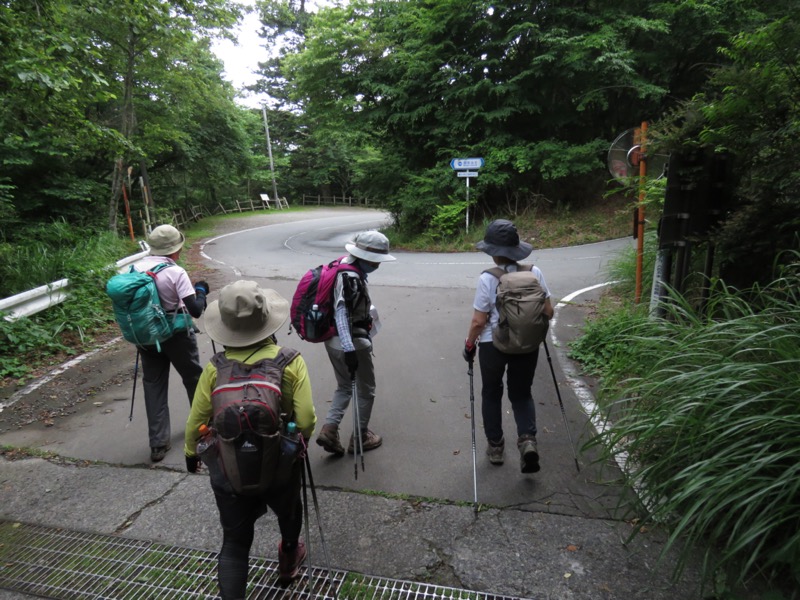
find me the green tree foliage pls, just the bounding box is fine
[273,0,779,238]
[0,0,262,247]
[0,0,117,232]
[703,18,800,287]
[655,13,799,288]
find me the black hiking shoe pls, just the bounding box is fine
[518,435,540,473]
[316,423,345,455]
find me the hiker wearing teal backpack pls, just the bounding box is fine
[137,224,209,463]
[463,219,554,474]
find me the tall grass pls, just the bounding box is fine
[0,220,138,297]
[574,258,800,592]
[0,221,138,379]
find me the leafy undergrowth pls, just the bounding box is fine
[387,192,635,252]
[570,257,800,597]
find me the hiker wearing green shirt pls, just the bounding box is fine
[184,281,316,596]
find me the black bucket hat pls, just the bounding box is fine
[475,219,533,261]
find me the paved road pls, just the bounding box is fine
[3,208,753,600]
[2,207,631,513]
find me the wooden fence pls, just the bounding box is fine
[301,195,376,207]
[168,194,380,231]
[169,196,289,230]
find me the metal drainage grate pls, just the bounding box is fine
[0,521,525,600]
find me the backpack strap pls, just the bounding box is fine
[273,347,301,370]
[333,255,364,276]
[210,347,300,370]
[482,263,533,279]
[150,262,174,275]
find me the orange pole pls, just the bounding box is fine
[635,121,648,304]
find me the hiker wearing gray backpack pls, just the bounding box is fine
[137,224,209,463]
[315,231,396,456]
[463,219,554,473]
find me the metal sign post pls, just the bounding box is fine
[450,158,484,234]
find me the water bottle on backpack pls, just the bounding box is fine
[305,304,324,340]
[275,422,303,486]
[197,424,227,489]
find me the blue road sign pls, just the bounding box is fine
[450,158,484,170]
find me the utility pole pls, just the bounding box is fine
[262,105,280,206]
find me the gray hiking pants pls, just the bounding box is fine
[324,345,376,432]
[140,329,202,448]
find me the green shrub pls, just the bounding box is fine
[582,272,800,590]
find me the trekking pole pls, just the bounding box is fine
[304,453,337,599]
[543,341,580,473]
[300,449,316,594]
[129,349,140,422]
[468,358,478,512]
[350,372,364,478]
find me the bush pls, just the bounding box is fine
[580,272,800,591]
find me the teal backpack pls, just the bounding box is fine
[106,263,181,351]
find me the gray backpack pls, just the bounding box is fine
[209,347,299,496]
[484,265,549,354]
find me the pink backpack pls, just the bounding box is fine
[290,256,362,342]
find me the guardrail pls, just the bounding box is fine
[1,194,278,321]
[1,196,375,322]
[0,248,151,322]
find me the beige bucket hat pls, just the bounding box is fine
[204,281,289,347]
[148,224,185,256]
[345,230,396,262]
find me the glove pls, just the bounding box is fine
[344,351,358,376]
[194,281,209,310]
[186,455,200,473]
[463,338,477,362]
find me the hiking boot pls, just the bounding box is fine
[518,435,540,473]
[278,540,307,584]
[150,443,171,463]
[316,423,345,455]
[486,438,505,465]
[347,429,382,454]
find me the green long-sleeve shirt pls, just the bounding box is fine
[184,341,317,458]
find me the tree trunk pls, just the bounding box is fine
[107,25,138,231]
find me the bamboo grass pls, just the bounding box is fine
[581,265,800,591]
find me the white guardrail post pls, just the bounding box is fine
[0,247,151,322]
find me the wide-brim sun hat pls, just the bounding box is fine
[345,230,396,262]
[148,224,185,256]
[204,281,289,347]
[476,219,533,261]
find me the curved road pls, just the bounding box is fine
[2,207,632,515]
[199,208,632,512]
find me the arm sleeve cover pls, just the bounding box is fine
[335,303,356,352]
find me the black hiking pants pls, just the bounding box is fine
[478,342,539,445]
[212,464,303,599]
